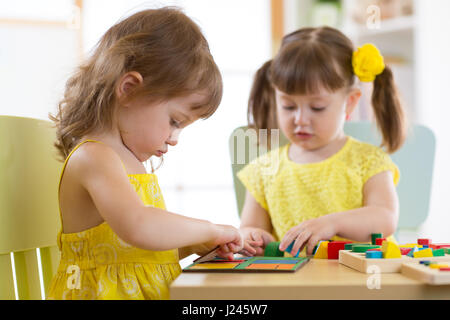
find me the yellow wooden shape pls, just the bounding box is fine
[413,248,433,258]
[313,241,329,259]
[399,244,423,248]
[0,116,62,299]
[382,241,402,259]
[189,263,239,269]
[429,264,449,269]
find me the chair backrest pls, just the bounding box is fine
[229,122,435,231]
[0,116,62,300]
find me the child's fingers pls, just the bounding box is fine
[305,236,321,256]
[243,241,257,255]
[279,231,297,251]
[250,231,264,246]
[291,230,312,256]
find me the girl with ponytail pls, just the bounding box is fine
[238,26,406,257]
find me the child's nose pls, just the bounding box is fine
[166,129,180,146]
[294,109,310,125]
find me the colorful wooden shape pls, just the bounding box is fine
[407,247,419,257]
[429,264,449,269]
[366,251,383,259]
[430,243,450,249]
[375,238,386,246]
[313,241,329,259]
[400,247,412,255]
[371,233,383,245]
[190,263,239,269]
[439,268,450,271]
[328,241,352,260]
[275,264,298,270]
[264,241,284,257]
[285,241,300,257]
[352,244,381,253]
[400,244,423,248]
[382,241,402,259]
[413,248,433,258]
[418,238,431,246]
[432,249,445,257]
[245,263,280,269]
[344,243,354,250]
[251,259,301,264]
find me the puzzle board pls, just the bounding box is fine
[339,250,450,273]
[401,262,450,285]
[183,256,310,273]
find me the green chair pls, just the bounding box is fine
[229,122,436,236]
[0,116,62,300]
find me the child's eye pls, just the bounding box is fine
[170,118,181,128]
[311,106,326,112]
[282,106,296,111]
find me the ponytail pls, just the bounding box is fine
[247,60,278,134]
[372,65,407,153]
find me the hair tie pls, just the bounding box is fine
[352,43,385,82]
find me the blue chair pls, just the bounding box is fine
[229,122,436,236]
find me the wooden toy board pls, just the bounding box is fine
[401,262,450,285]
[339,250,450,273]
[183,256,310,273]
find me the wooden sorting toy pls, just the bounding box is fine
[183,256,310,273]
[183,241,309,273]
[401,261,450,285]
[339,236,450,273]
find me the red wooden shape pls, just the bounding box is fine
[328,241,352,259]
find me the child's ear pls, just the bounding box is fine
[115,71,144,104]
[345,88,362,118]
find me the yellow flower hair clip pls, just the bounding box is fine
[352,43,385,82]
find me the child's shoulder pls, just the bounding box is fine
[65,140,124,177]
[346,136,391,159]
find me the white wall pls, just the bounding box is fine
[415,0,450,242]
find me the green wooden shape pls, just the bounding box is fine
[371,233,383,245]
[352,244,381,253]
[264,241,283,257]
[229,123,436,232]
[0,116,62,299]
[432,249,445,257]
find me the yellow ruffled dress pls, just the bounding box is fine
[46,140,181,300]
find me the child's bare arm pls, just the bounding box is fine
[332,170,399,241]
[280,170,399,256]
[74,143,241,252]
[239,191,275,255]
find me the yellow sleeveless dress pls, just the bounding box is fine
[46,140,181,300]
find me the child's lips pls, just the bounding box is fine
[295,132,313,139]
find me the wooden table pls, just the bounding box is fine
[170,259,450,299]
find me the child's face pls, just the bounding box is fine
[275,86,360,151]
[118,93,205,162]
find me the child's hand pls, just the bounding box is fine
[239,227,275,256]
[213,225,258,260]
[279,215,337,256]
[190,224,255,260]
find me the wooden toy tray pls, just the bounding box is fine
[339,250,450,273]
[401,262,450,285]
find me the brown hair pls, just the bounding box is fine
[248,26,406,153]
[50,7,223,160]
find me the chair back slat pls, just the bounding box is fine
[40,245,61,296]
[0,253,16,299]
[13,250,42,300]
